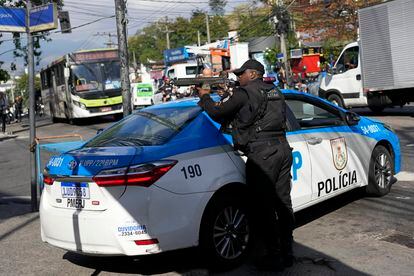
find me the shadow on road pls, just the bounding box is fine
[0,192,32,220]
[62,189,370,275]
[63,241,368,275]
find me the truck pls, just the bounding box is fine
[319,0,414,112]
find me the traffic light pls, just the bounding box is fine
[59,11,71,34]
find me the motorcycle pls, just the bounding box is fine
[5,108,14,124]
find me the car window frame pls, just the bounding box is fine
[284,94,346,131]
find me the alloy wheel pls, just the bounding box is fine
[212,206,249,260]
[374,153,392,189]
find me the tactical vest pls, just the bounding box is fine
[232,86,286,152]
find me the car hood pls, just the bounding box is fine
[45,146,139,177]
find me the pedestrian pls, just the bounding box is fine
[197,60,295,271]
[15,95,23,122]
[0,92,8,134]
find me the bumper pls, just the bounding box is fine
[39,188,158,256]
[72,104,123,119]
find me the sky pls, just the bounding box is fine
[0,0,251,76]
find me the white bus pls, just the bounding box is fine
[40,48,123,123]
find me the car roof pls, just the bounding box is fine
[142,89,345,112]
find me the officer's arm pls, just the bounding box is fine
[198,89,247,122]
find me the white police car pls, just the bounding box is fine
[40,90,400,267]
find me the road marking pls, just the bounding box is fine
[407,144,414,147]
[396,171,414,182]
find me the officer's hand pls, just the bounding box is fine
[196,87,210,97]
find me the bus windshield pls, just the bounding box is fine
[72,61,121,92]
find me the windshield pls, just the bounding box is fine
[84,106,202,147]
[72,61,121,92]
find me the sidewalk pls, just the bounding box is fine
[0,116,52,141]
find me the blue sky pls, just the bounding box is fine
[0,0,251,75]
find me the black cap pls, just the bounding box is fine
[233,59,265,76]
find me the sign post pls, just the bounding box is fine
[1,2,58,212]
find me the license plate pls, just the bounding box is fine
[101,107,112,112]
[61,182,90,199]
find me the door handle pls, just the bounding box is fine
[307,137,322,145]
[356,74,361,81]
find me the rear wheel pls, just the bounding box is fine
[200,194,251,269]
[327,93,344,108]
[366,145,393,196]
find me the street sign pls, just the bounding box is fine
[0,7,26,33]
[164,47,189,65]
[29,3,58,33]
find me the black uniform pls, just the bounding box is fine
[198,78,295,260]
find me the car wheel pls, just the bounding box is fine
[327,93,344,108]
[366,145,393,196]
[200,194,251,269]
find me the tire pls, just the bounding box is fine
[200,193,252,269]
[368,105,385,113]
[366,145,394,196]
[327,93,344,108]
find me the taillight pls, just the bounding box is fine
[92,160,177,187]
[43,175,54,185]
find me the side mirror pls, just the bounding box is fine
[346,112,360,126]
[328,67,337,75]
[96,128,104,135]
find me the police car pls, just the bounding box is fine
[40,90,400,267]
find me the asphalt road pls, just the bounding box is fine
[0,107,413,275]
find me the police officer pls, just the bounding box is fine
[197,60,294,270]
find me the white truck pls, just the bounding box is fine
[319,0,414,112]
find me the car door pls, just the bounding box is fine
[324,45,363,106]
[284,104,313,210]
[285,94,364,202]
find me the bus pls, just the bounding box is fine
[40,48,123,123]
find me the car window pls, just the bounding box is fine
[336,46,359,73]
[85,106,202,147]
[286,99,344,129]
[167,69,175,79]
[185,66,198,75]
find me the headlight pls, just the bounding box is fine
[73,100,86,109]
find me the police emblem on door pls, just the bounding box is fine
[330,137,348,170]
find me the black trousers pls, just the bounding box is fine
[246,140,294,256]
[1,113,6,133]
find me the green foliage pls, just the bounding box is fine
[321,38,346,66]
[209,0,227,16]
[14,74,41,107]
[0,68,10,82]
[227,4,273,41]
[128,12,229,64]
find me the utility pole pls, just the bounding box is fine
[165,25,171,49]
[94,32,116,48]
[27,0,37,212]
[205,13,211,44]
[197,30,201,46]
[274,0,291,88]
[114,0,131,117]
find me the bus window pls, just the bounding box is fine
[72,63,102,92]
[102,61,121,90]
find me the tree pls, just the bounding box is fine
[290,0,384,44]
[14,74,41,107]
[0,0,63,68]
[128,11,229,64]
[227,4,273,41]
[209,0,227,16]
